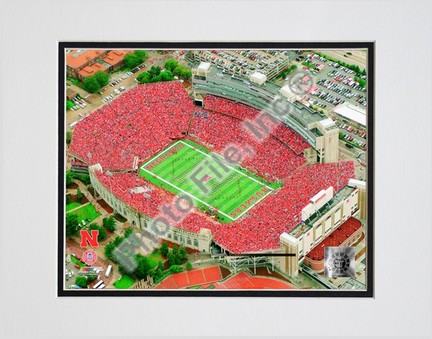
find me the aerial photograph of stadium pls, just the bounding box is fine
[60,44,373,295]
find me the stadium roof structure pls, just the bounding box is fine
[332,102,367,127]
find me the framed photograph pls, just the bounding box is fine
[59,42,374,297]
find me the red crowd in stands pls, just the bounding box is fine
[70,82,356,253]
[69,82,195,170]
[95,161,354,253]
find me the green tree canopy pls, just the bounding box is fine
[89,224,107,242]
[164,59,179,72]
[159,242,169,257]
[160,70,174,81]
[123,50,148,69]
[66,131,72,145]
[66,100,74,110]
[134,50,148,60]
[137,72,151,84]
[66,171,73,186]
[185,261,192,271]
[83,76,101,93]
[103,216,116,232]
[66,213,80,237]
[179,246,187,262]
[75,276,88,288]
[133,254,151,280]
[148,66,161,78]
[93,71,110,87]
[76,187,83,200]
[124,54,141,69]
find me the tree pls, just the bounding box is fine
[66,171,73,186]
[179,246,187,262]
[123,50,148,69]
[134,50,148,61]
[180,68,191,80]
[89,224,107,242]
[185,261,192,271]
[83,76,100,93]
[148,66,161,78]
[169,265,183,273]
[93,71,110,87]
[104,241,116,260]
[156,261,164,271]
[66,100,74,110]
[137,71,151,84]
[164,59,178,72]
[103,216,116,232]
[66,195,71,205]
[76,173,90,185]
[133,254,151,280]
[160,70,174,81]
[123,54,140,69]
[150,75,162,83]
[66,131,72,145]
[76,187,83,201]
[66,213,79,237]
[87,275,97,283]
[159,242,169,257]
[172,245,179,262]
[124,228,133,238]
[167,251,176,266]
[75,276,88,288]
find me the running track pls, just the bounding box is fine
[155,266,293,289]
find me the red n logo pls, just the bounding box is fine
[80,230,99,248]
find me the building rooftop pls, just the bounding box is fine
[103,50,131,66]
[77,63,108,78]
[66,49,107,69]
[306,217,362,261]
[198,62,211,71]
[333,102,366,127]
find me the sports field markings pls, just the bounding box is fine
[141,140,184,168]
[140,165,235,221]
[176,141,275,218]
[177,141,274,190]
[139,140,275,222]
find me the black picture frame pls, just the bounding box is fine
[58,41,374,297]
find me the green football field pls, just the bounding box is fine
[139,140,277,222]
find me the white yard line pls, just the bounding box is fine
[140,166,235,221]
[140,140,276,221]
[233,188,274,220]
[141,140,183,168]
[178,140,274,191]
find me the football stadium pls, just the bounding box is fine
[68,58,366,282]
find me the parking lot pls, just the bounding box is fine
[291,52,367,110]
[189,49,294,80]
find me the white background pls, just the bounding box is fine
[1,0,431,337]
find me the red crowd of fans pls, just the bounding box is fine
[94,160,354,253]
[190,108,305,180]
[212,161,355,253]
[69,82,195,170]
[70,82,356,253]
